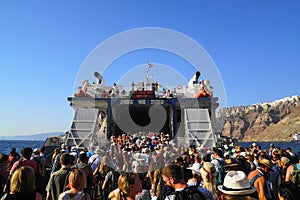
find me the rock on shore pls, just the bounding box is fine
[218,96,300,142]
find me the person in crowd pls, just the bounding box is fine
[223,158,238,173]
[199,162,220,199]
[269,155,281,200]
[285,150,300,186]
[277,181,300,200]
[52,148,60,165]
[248,158,274,200]
[31,148,42,175]
[10,147,37,175]
[211,148,225,185]
[285,147,295,157]
[101,164,120,199]
[190,153,201,171]
[151,156,165,198]
[58,168,91,200]
[187,164,214,200]
[70,146,78,165]
[61,143,68,153]
[113,173,142,200]
[135,173,151,200]
[51,148,63,174]
[88,146,102,173]
[93,155,115,200]
[269,144,276,157]
[46,153,72,200]
[7,148,20,171]
[86,145,94,158]
[187,164,201,187]
[75,151,94,197]
[0,154,9,197]
[279,156,290,181]
[254,145,260,153]
[108,174,150,200]
[236,152,251,175]
[161,164,206,200]
[218,170,257,200]
[1,166,42,200]
[31,148,47,198]
[246,154,256,171]
[39,146,47,176]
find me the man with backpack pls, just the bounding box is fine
[211,148,225,185]
[46,153,72,200]
[161,164,206,200]
[248,158,274,200]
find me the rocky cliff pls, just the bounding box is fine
[218,96,300,142]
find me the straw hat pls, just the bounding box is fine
[224,158,238,168]
[235,146,244,153]
[259,159,273,170]
[218,171,256,195]
[200,162,217,182]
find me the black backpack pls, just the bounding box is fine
[106,170,120,192]
[173,186,206,200]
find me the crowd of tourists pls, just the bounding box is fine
[1,132,300,200]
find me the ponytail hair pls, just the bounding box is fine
[115,173,137,200]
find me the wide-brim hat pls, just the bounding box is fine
[187,163,201,175]
[224,158,238,168]
[218,171,256,195]
[200,162,218,178]
[260,159,273,170]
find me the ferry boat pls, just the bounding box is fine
[43,62,223,159]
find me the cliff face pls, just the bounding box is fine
[218,96,300,142]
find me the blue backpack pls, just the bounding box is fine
[216,159,225,184]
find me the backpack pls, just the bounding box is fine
[106,170,120,192]
[290,164,300,187]
[215,159,226,185]
[249,172,264,199]
[173,186,206,200]
[33,156,42,176]
[75,163,93,194]
[51,154,61,173]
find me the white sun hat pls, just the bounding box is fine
[218,171,256,195]
[187,163,201,175]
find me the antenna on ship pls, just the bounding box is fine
[145,59,153,83]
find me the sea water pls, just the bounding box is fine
[0,140,299,155]
[0,140,44,155]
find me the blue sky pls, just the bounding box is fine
[0,1,299,136]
